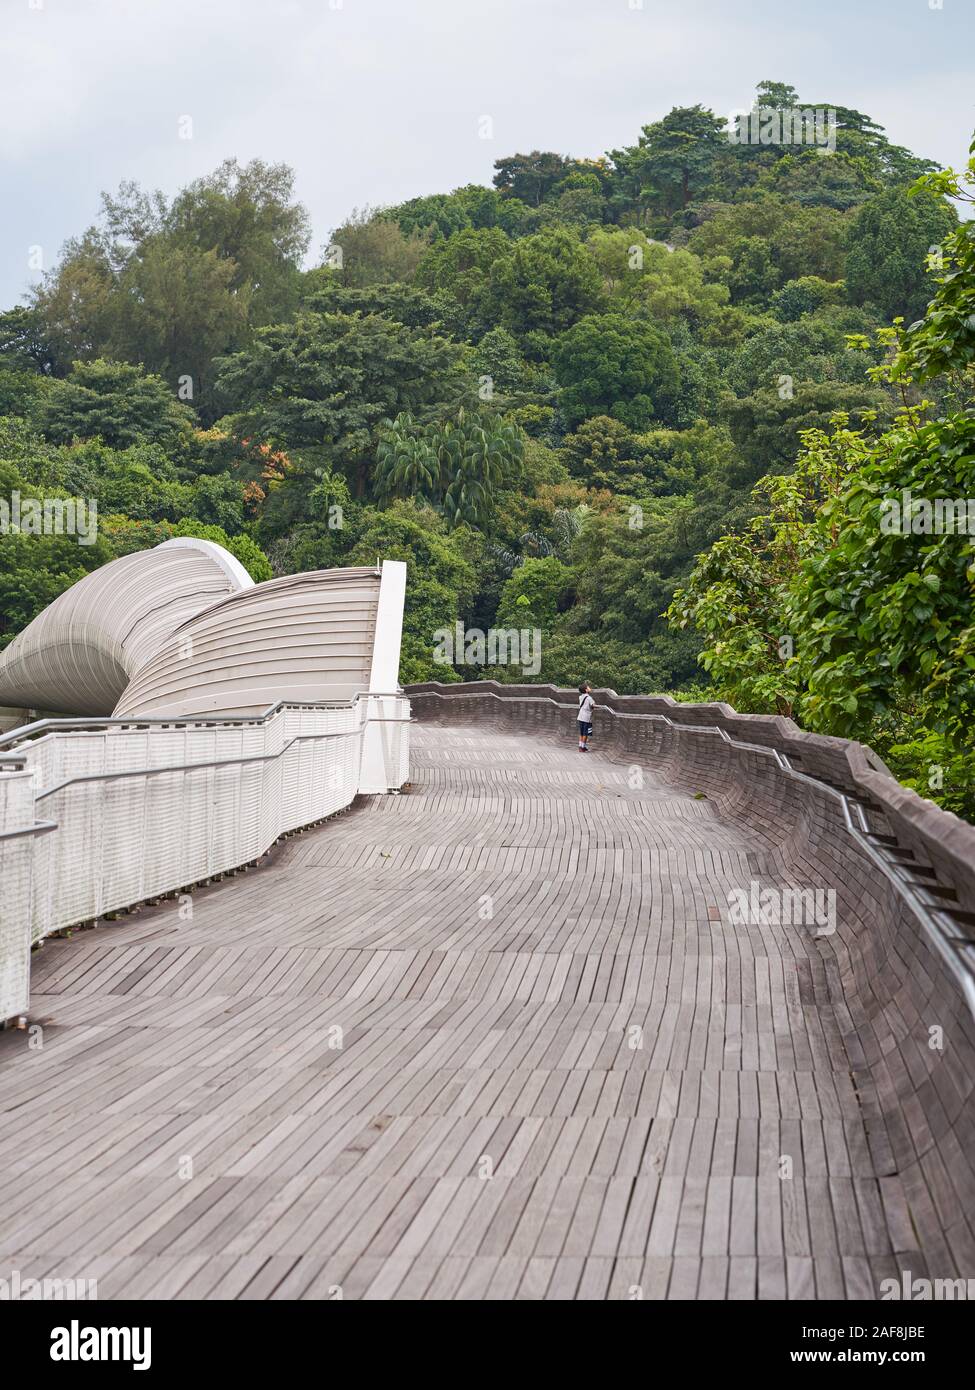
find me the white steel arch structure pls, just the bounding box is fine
[0,537,254,717]
[0,538,404,722]
[115,567,383,720]
[0,542,410,1021]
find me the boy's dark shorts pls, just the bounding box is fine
[578,720,593,736]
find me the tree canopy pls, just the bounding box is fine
[3,85,971,815]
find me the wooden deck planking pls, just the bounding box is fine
[0,721,935,1298]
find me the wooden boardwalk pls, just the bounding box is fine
[0,722,920,1299]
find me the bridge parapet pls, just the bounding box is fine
[0,693,410,1020]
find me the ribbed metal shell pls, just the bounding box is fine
[0,538,253,716]
[0,552,408,1020]
[114,567,382,719]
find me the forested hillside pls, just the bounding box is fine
[2,82,973,811]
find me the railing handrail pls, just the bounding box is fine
[32,712,412,803]
[0,689,407,755]
[0,819,58,843]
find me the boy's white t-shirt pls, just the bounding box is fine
[578,692,594,721]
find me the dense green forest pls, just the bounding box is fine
[1,82,973,812]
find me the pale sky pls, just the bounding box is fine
[2,0,973,307]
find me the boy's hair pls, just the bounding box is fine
[578,681,591,693]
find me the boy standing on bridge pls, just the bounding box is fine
[578,682,594,751]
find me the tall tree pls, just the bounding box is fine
[493,152,572,207]
[845,186,957,322]
[611,106,728,218]
[0,306,60,375]
[325,208,429,287]
[108,239,251,411]
[374,408,524,528]
[165,158,311,325]
[32,359,194,449]
[553,313,681,430]
[415,227,512,336]
[486,228,603,348]
[30,231,116,372]
[214,311,469,496]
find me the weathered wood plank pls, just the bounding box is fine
[0,722,932,1298]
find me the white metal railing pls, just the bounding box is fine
[0,693,410,1021]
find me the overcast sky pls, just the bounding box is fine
[2,0,973,307]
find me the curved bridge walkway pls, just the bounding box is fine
[0,722,916,1300]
